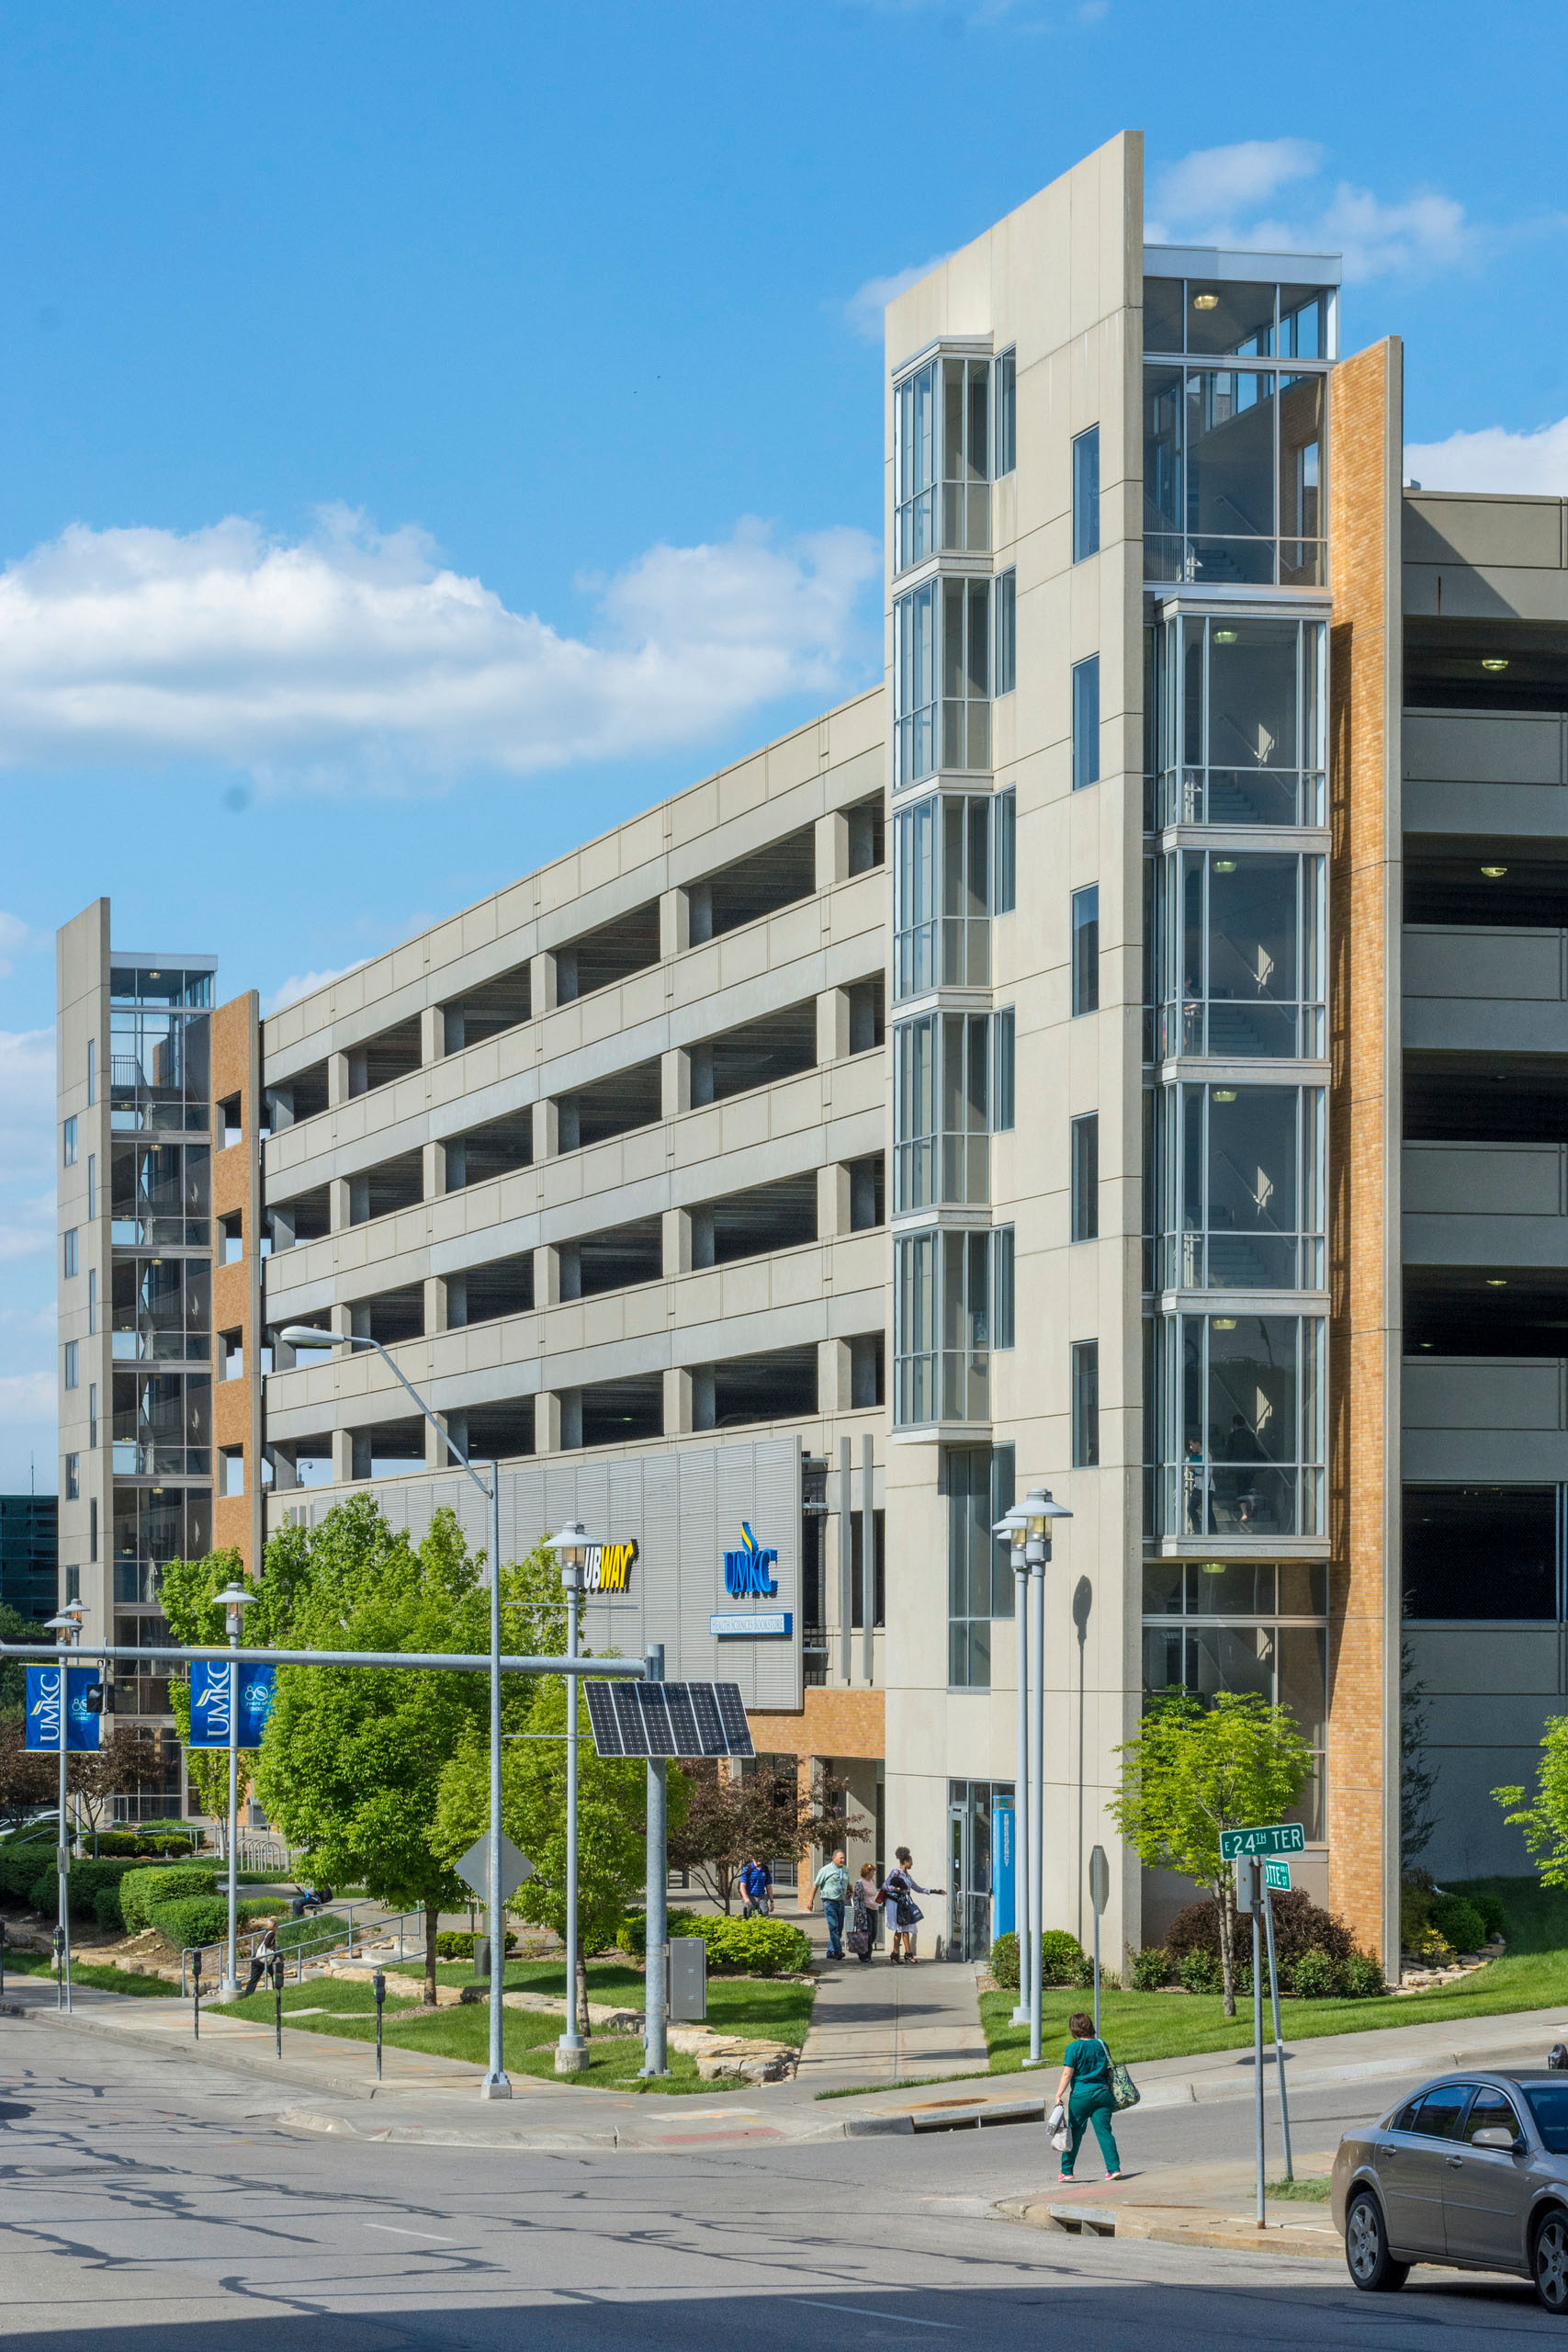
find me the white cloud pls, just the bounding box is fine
[0,508,878,792]
[0,1371,54,1425]
[263,962,368,1016]
[1405,416,1568,494]
[0,1193,54,1263]
[1148,139,1483,284]
[843,256,952,342]
[0,1030,54,1182]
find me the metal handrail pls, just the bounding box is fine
[179,1901,427,1996]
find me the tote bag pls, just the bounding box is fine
[1097,2037,1140,2110]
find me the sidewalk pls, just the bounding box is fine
[796,1948,987,2089]
[998,2150,1348,2260]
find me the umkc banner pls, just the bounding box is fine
[25,1664,101,1752]
[188,1659,277,1749]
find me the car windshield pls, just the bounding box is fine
[1526,2086,1568,2153]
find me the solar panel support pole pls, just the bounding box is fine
[861,1435,875,1687]
[838,1437,852,1684]
[640,1644,671,2076]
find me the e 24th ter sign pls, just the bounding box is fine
[1219,1823,1305,1861]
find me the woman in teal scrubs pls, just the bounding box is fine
[1055,2010,1123,2180]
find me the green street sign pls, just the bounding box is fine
[1219,1823,1305,1861]
[1264,1860,1292,1892]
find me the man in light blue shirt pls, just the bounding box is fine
[807,1849,852,1960]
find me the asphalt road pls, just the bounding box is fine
[3,2012,1563,2346]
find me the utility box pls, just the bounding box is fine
[669,1936,707,2022]
[473,1936,492,1978]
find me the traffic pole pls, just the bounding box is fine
[481,1466,512,2100]
[1252,1869,1265,2227]
[640,1644,670,2078]
[1262,1883,1293,2180]
[374,1966,386,2081]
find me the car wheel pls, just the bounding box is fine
[1535,2211,1568,2313]
[1345,2190,1409,2294]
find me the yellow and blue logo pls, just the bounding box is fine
[723,1522,779,1598]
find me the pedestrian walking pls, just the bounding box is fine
[881,1847,942,1965]
[848,1862,879,1963]
[243,1924,278,2000]
[806,1849,852,1960]
[738,1855,773,1919]
[1053,2010,1124,2181]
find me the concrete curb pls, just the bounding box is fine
[997,2193,1342,2259]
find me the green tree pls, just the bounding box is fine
[251,1497,494,2001]
[434,1668,652,2039]
[669,1759,867,1912]
[1495,1719,1568,1884]
[0,1601,50,1713]
[160,1547,256,1833]
[1110,1690,1313,2017]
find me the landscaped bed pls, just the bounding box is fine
[207,1964,810,2092]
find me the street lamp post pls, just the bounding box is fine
[44,1604,83,2014]
[1018,1488,1072,2073]
[543,1519,591,2073]
[212,1581,254,1994]
[990,1506,1031,2026]
[279,1325,512,2100]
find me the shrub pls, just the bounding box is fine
[1038,1928,1087,1986]
[1292,1946,1343,1999]
[0,1845,55,1904]
[93,1882,125,1933]
[696,1916,812,1975]
[1167,1889,1354,1976]
[1130,1946,1170,1991]
[1179,1950,1223,1995]
[1429,1894,1487,1955]
[990,1930,1019,1989]
[1464,1891,1506,1942]
[1341,1951,1386,1999]
[89,1830,195,1858]
[151,1896,231,1952]
[434,1929,519,1961]
[32,1857,143,1921]
[120,1865,217,1933]
[615,1907,703,1957]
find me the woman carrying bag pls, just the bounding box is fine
[1051,2010,1131,2180]
[847,1862,879,1963]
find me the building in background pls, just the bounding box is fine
[0,1494,59,1623]
[55,130,1568,1959]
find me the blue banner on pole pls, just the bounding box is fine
[25,1664,102,1752]
[991,1798,1016,1941]
[188,1659,276,1748]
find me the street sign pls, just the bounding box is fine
[1219,1823,1305,1861]
[1265,1860,1292,1893]
[455,1832,534,1902]
[1235,1855,1260,1913]
[1089,1845,1110,1917]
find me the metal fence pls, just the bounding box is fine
[179,1902,427,1996]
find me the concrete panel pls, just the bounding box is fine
[1404,1140,1567,1216]
[1404,782,1568,842]
[1403,493,1566,572]
[1405,1624,1562,1695]
[1403,1356,1566,1430]
[1404,711,1566,787]
[1418,1746,1547,1883]
[1404,925,1567,1001]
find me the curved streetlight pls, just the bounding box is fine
[44,1607,84,2011]
[990,1505,1032,2025]
[1017,1489,1072,2070]
[278,1323,513,2101]
[542,1519,592,2072]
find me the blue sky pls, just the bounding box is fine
[2,0,1566,1487]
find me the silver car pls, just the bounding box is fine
[1333,2070,1568,2311]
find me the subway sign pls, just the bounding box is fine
[723,1523,779,1598]
[583,1540,637,1595]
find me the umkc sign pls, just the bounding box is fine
[723,1523,779,1599]
[583,1540,637,1595]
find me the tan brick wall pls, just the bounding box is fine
[1326,338,1402,1966]
[750,1685,886,1760]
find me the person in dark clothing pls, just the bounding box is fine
[243,1924,278,1999]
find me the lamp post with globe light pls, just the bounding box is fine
[211,1580,254,1993]
[542,1519,592,2072]
[43,1603,84,2011]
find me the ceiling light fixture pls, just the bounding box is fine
[1193,291,1220,310]
[1482,657,1509,673]
[1214,858,1237,873]
[1213,628,1238,644]
[1481,865,1507,878]
[1213,1089,1237,1103]
[1486,1278,1507,1288]
[1213,1317,1237,1331]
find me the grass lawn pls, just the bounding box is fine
[5,1951,175,1998]
[209,1961,812,2089]
[980,1878,1568,2075]
[426,1956,815,2046]
[209,1976,716,2092]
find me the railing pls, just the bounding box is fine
[180,1902,428,1996]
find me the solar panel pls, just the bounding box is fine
[584,1679,755,1758]
[584,1682,624,1757]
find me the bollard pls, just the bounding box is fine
[373,1967,386,2082]
[272,1951,285,2060]
[192,1948,202,2041]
